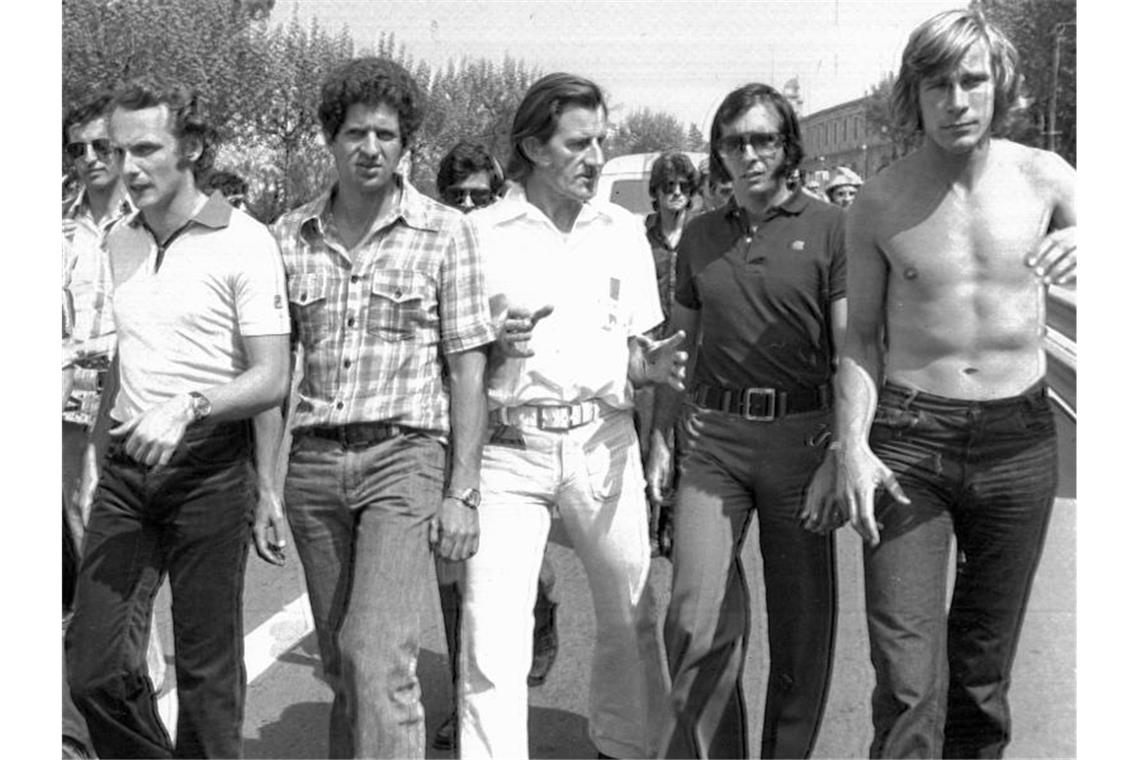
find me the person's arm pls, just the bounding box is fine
[432,347,489,562]
[644,302,699,506]
[111,333,290,467]
[829,195,909,546]
[1026,151,1077,287]
[800,297,848,533]
[251,400,288,565]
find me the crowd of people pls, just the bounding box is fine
[60,8,1075,760]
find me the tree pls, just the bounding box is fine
[862,73,922,161]
[685,123,708,153]
[971,0,1076,166]
[607,108,688,158]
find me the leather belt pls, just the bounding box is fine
[297,421,406,448]
[690,381,830,421]
[491,399,604,432]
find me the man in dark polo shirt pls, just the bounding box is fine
[647,83,846,759]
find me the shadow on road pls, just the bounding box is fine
[243,701,328,759]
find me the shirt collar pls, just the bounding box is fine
[300,173,441,243]
[483,182,613,229]
[64,186,135,229]
[125,190,232,233]
[726,188,810,227]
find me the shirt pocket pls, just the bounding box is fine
[367,269,429,342]
[288,272,334,349]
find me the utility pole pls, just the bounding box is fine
[1047,20,1076,153]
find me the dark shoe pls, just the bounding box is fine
[432,711,457,751]
[527,598,559,687]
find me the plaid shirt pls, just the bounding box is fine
[273,177,495,435]
[62,190,132,427]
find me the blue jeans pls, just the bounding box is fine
[661,406,837,759]
[285,430,445,759]
[66,420,254,759]
[865,381,1057,759]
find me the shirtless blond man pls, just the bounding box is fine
[805,10,1076,758]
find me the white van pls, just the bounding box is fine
[594,151,706,217]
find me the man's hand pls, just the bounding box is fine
[110,395,195,467]
[799,450,848,534]
[62,217,78,242]
[253,488,288,566]
[835,443,910,546]
[496,304,554,358]
[1026,226,1076,286]
[646,433,673,508]
[430,497,479,562]
[633,330,688,391]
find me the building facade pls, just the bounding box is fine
[800,96,893,186]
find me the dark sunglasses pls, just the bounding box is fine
[716,131,784,156]
[661,180,694,194]
[65,139,114,161]
[444,187,495,208]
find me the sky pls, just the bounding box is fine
[271,0,965,132]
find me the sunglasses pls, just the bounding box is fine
[716,131,784,156]
[444,187,495,208]
[661,180,694,195]
[65,139,114,161]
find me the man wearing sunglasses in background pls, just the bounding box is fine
[648,83,846,759]
[428,140,561,753]
[638,150,700,557]
[61,92,133,556]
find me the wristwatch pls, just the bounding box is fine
[188,391,213,422]
[446,487,481,510]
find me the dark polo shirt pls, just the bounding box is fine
[675,190,845,394]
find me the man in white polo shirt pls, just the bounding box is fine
[64,78,290,759]
[459,73,687,760]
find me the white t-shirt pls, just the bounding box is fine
[101,194,289,422]
[471,186,663,411]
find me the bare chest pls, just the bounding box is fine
[882,179,1052,293]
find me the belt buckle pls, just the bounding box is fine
[743,387,777,421]
[539,406,572,431]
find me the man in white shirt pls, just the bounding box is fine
[459,73,686,759]
[64,78,290,759]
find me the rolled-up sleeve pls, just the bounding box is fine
[439,215,496,354]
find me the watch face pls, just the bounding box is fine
[464,489,481,509]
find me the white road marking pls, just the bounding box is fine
[155,594,314,735]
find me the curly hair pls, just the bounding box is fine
[648,151,699,211]
[891,9,1027,137]
[109,78,217,179]
[507,73,607,181]
[435,141,505,198]
[708,83,803,186]
[318,57,424,147]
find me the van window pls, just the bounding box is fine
[609,179,651,215]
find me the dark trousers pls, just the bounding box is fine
[66,420,255,759]
[865,381,1057,759]
[662,407,837,759]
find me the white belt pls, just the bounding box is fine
[491,399,605,431]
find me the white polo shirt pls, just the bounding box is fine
[470,185,663,411]
[99,193,289,422]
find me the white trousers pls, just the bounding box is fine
[458,410,668,759]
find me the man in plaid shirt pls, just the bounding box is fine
[261,57,496,759]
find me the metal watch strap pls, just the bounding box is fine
[188,391,212,422]
[446,487,480,509]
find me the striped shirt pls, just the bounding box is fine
[273,177,495,435]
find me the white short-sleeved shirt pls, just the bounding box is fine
[470,185,663,411]
[100,193,290,422]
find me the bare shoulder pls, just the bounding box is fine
[847,151,931,238]
[994,139,1075,196]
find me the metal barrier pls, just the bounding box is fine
[1045,286,1076,421]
